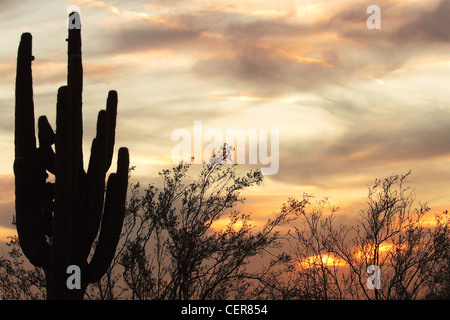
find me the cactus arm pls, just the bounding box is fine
[15,33,35,158]
[105,90,118,169]
[88,147,129,283]
[14,33,48,267]
[82,90,118,256]
[83,109,110,250]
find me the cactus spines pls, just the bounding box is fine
[14,18,129,300]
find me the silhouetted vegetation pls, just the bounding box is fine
[88,160,297,300]
[1,164,448,300]
[13,20,129,299]
[264,172,449,300]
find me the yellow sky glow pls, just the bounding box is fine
[298,253,348,269]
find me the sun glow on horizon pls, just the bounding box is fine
[298,253,348,269]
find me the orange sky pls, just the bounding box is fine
[0,0,449,244]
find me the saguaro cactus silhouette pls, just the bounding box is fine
[14,16,129,299]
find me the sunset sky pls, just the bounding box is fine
[1,0,449,242]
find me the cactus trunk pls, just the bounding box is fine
[14,16,129,300]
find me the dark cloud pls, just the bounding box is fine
[393,0,450,44]
[98,20,202,55]
[192,45,339,97]
[330,0,450,48]
[223,15,321,40]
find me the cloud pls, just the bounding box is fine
[392,0,450,44]
[190,0,450,97]
[192,45,338,97]
[75,0,449,102]
[271,97,450,189]
[330,0,450,50]
[99,21,202,55]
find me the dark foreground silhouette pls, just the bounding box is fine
[14,15,129,299]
